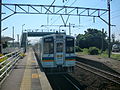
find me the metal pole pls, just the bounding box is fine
[22,24,25,33]
[59,26,60,33]
[47,15,49,32]
[0,0,2,54]
[108,0,111,58]
[59,25,63,33]
[17,34,19,48]
[13,26,14,47]
[69,23,71,35]
[101,28,104,53]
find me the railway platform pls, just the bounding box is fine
[0,48,52,90]
[77,54,120,74]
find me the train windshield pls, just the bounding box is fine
[44,37,54,54]
[66,37,74,53]
[56,43,63,52]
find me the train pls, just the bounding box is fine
[34,33,76,72]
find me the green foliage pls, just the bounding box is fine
[88,47,99,55]
[100,51,120,61]
[76,28,108,50]
[82,48,89,54]
[103,50,108,54]
[111,54,120,61]
[75,46,82,52]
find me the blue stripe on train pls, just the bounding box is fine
[42,57,54,60]
[65,56,76,59]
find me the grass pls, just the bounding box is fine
[81,48,89,55]
[99,51,120,61]
[76,48,89,56]
[111,54,120,61]
[76,49,120,61]
[100,53,120,61]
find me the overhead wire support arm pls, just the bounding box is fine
[99,16,109,25]
[17,5,28,13]
[89,10,97,16]
[60,15,66,26]
[45,0,56,14]
[2,13,15,21]
[30,6,41,13]
[2,3,108,16]
[3,5,15,12]
[100,10,108,16]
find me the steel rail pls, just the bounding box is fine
[76,61,120,85]
[63,74,81,90]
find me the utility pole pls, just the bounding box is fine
[22,24,25,33]
[69,23,71,35]
[0,0,2,54]
[108,0,111,58]
[101,28,104,53]
[13,26,14,47]
[17,34,19,48]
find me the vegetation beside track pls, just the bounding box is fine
[75,28,120,61]
[100,52,120,61]
[76,48,120,61]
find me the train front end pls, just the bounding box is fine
[41,34,76,72]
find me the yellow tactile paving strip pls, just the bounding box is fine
[19,49,52,90]
[20,51,32,90]
[31,60,36,63]
[32,73,41,79]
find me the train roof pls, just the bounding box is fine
[42,33,74,38]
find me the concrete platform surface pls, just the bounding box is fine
[0,48,52,90]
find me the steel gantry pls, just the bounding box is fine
[0,1,112,57]
[2,3,108,21]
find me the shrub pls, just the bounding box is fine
[75,46,82,52]
[82,48,89,54]
[88,47,99,55]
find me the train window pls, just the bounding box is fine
[56,43,63,52]
[56,35,63,39]
[44,37,54,54]
[66,37,74,53]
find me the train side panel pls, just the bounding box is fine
[41,36,55,68]
[65,36,76,67]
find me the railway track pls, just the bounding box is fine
[76,61,120,85]
[46,73,84,90]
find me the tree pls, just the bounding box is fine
[3,42,8,48]
[76,28,108,50]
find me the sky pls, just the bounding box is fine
[1,0,120,42]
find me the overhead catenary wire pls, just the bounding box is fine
[50,0,77,25]
[50,0,70,25]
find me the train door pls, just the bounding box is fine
[55,41,64,65]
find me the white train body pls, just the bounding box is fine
[34,33,76,71]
